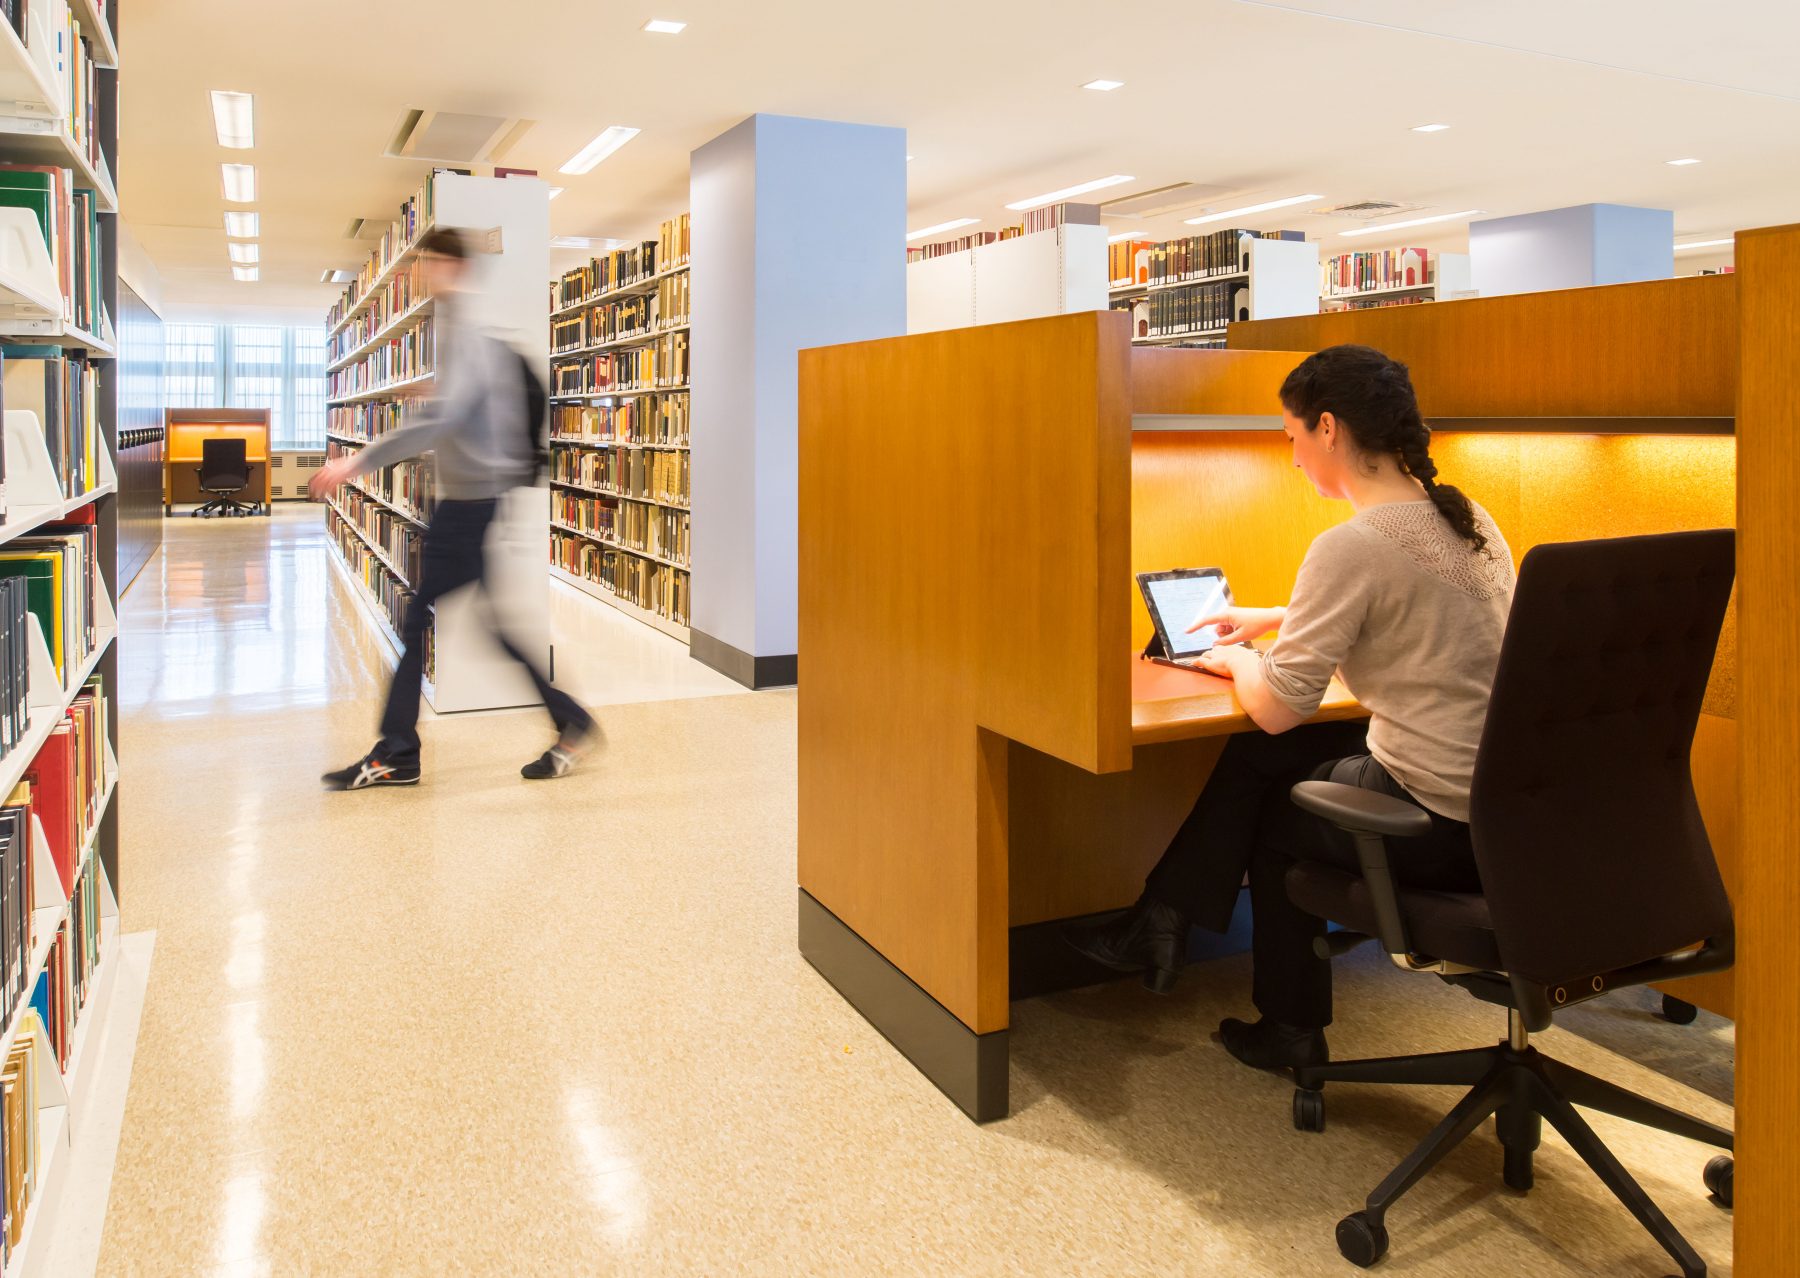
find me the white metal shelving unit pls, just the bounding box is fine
[0,2,134,1267]
[1320,251,1474,310]
[1113,235,1320,348]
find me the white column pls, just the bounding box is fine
[689,114,906,687]
[1470,203,1674,297]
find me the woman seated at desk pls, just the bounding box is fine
[1066,343,1516,1072]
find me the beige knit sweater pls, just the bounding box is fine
[1261,500,1516,821]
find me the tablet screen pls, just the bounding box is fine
[1147,574,1230,657]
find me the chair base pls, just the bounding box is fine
[1293,1039,1731,1276]
[192,494,261,517]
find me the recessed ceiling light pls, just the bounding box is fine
[1340,209,1484,237]
[1107,229,1145,243]
[228,242,259,264]
[1082,79,1124,92]
[642,18,686,34]
[1412,123,1451,133]
[220,163,256,202]
[224,211,259,237]
[551,235,630,250]
[1666,157,1702,166]
[1185,194,1323,226]
[559,126,641,175]
[906,154,914,162]
[210,90,254,149]
[232,266,259,282]
[549,187,565,200]
[906,217,980,242]
[1005,174,1135,211]
[1674,237,1733,251]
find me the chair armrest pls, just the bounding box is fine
[1291,780,1433,838]
[1290,780,1429,959]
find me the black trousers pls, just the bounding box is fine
[377,498,588,765]
[1145,722,1480,1029]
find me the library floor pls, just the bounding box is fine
[92,508,1735,1276]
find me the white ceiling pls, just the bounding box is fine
[121,0,1797,314]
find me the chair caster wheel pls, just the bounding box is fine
[1503,1146,1535,1192]
[1293,1088,1325,1133]
[1335,1211,1388,1268]
[1704,1155,1732,1208]
[1661,995,1699,1025]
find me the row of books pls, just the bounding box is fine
[332,489,423,586]
[1321,247,1435,296]
[327,508,415,640]
[551,213,692,312]
[3,672,107,1054]
[325,172,441,331]
[552,493,691,567]
[326,260,428,365]
[551,445,688,508]
[549,332,688,397]
[1131,281,1250,340]
[0,163,106,332]
[551,532,691,627]
[1019,202,1097,236]
[1327,294,1431,312]
[5,0,106,171]
[550,291,684,355]
[325,322,433,400]
[905,226,1024,263]
[355,456,433,524]
[0,581,27,762]
[549,396,690,449]
[1142,228,1303,289]
[326,401,405,445]
[40,843,102,1071]
[4,347,103,500]
[1,1012,43,1262]
[0,519,99,685]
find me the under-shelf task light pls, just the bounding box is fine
[559,127,642,175]
[210,90,254,148]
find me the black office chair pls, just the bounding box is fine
[193,437,258,517]
[1282,529,1735,1277]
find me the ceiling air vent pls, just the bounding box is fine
[1313,199,1427,220]
[1099,182,1238,219]
[385,110,535,165]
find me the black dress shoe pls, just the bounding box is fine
[1061,895,1190,993]
[1219,1017,1329,1071]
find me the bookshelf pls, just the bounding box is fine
[1321,249,1473,310]
[547,213,692,642]
[0,0,130,1271]
[907,207,1108,334]
[1110,232,1318,348]
[322,170,552,714]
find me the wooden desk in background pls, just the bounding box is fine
[163,409,272,514]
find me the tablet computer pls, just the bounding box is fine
[1137,568,1234,667]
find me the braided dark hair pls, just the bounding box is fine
[1278,344,1487,553]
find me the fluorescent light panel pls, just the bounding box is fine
[642,18,686,33]
[228,243,258,264]
[1666,157,1702,166]
[1005,174,1134,211]
[1185,193,1322,226]
[906,217,979,242]
[559,126,641,175]
[1082,79,1124,91]
[220,163,256,202]
[1674,238,1732,251]
[1412,123,1451,133]
[549,187,565,200]
[224,211,259,237]
[1340,209,1484,237]
[210,90,254,149]
[232,266,258,282]
[1107,230,1145,243]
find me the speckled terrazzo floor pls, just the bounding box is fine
[94,509,1734,1276]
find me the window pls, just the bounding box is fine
[163,322,327,449]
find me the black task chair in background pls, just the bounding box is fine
[1282,530,1735,1277]
[193,437,259,517]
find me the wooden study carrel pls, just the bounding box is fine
[163,407,272,513]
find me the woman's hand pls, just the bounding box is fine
[1187,606,1285,646]
[1194,643,1259,680]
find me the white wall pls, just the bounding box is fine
[690,114,906,669]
